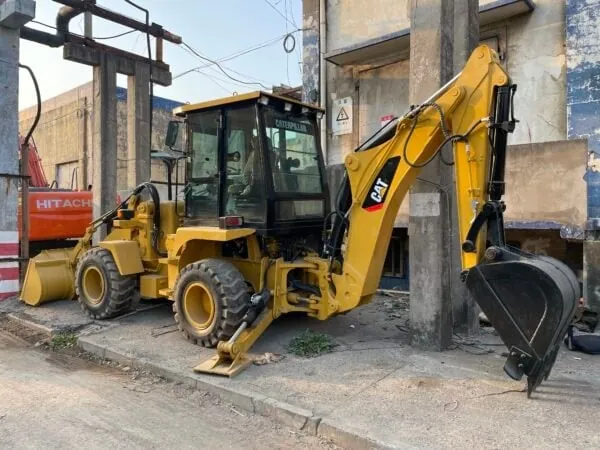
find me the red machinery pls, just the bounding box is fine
[17,137,92,254]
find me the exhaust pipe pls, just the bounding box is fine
[20,3,85,47]
[56,5,84,39]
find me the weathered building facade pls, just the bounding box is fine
[303,0,598,308]
[19,82,184,200]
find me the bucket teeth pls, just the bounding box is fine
[526,343,560,397]
[465,247,578,396]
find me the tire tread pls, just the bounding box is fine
[173,259,250,348]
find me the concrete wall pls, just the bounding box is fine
[504,139,587,235]
[319,0,571,227]
[488,0,566,146]
[303,0,589,290]
[326,0,411,51]
[20,97,84,188]
[566,0,600,220]
[19,83,184,198]
[324,0,567,166]
[566,0,600,311]
[506,228,583,273]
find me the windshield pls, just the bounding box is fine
[262,107,323,194]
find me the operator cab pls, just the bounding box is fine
[169,91,329,238]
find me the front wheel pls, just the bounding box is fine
[75,248,137,319]
[173,259,250,347]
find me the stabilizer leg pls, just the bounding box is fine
[194,306,274,377]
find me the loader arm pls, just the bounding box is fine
[325,44,578,396]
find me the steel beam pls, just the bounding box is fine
[52,0,182,43]
[64,42,172,86]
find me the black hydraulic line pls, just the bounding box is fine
[18,63,42,281]
[19,64,41,146]
[97,182,165,256]
[488,85,517,200]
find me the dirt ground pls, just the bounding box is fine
[0,326,338,450]
[3,294,600,449]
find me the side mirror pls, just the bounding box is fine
[165,120,180,148]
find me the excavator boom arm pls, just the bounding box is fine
[325,44,578,396]
[329,48,505,295]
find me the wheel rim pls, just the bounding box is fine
[82,266,105,305]
[183,282,216,332]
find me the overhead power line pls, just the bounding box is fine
[284,0,291,85]
[204,63,272,86]
[174,29,302,83]
[176,46,273,87]
[288,0,300,29]
[200,66,269,91]
[262,0,297,28]
[194,71,232,95]
[181,41,270,89]
[30,20,137,40]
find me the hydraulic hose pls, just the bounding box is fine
[96,182,166,257]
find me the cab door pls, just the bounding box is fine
[185,109,223,225]
[222,105,267,225]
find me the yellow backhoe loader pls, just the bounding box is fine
[20,45,578,396]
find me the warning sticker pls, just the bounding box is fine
[336,107,349,121]
[332,97,352,136]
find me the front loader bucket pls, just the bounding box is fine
[465,247,578,396]
[20,249,75,306]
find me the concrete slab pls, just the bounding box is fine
[0,297,94,334]
[7,294,600,449]
[0,0,35,29]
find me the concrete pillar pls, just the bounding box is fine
[92,53,118,240]
[127,61,151,191]
[301,0,320,106]
[408,0,478,349]
[0,0,35,299]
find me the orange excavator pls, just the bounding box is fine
[17,137,92,256]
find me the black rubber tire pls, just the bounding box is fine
[173,259,250,347]
[75,247,137,319]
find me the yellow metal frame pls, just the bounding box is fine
[81,266,105,305]
[173,90,324,117]
[98,241,145,275]
[326,44,507,312]
[21,45,513,380]
[193,44,511,376]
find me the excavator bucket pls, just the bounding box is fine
[20,249,75,306]
[465,246,579,396]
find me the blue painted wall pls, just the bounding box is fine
[567,0,600,221]
[116,86,184,112]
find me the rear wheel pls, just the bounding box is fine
[75,248,137,319]
[173,259,250,347]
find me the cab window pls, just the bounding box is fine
[262,108,323,194]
